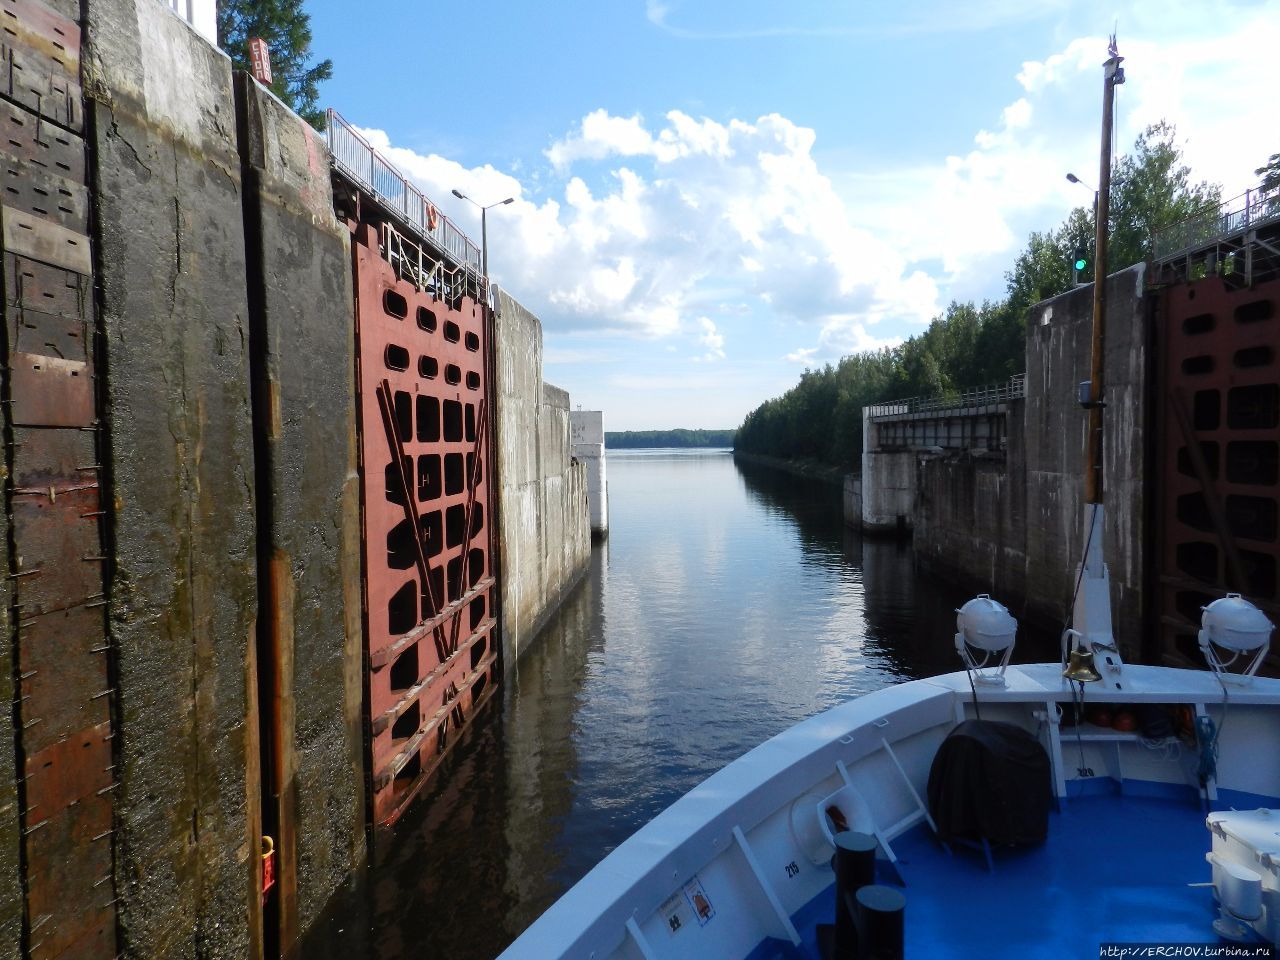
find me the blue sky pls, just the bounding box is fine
[307,0,1277,431]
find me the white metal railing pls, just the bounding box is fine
[325,109,481,274]
[1152,183,1280,262]
[866,373,1026,420]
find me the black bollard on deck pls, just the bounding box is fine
[818,831,878,960]
[854,884,905,960]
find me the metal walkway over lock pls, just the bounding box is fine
[865,375,1026,453]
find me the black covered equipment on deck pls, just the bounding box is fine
[927,720,1051,846]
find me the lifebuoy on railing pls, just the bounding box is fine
[427,203,439,231]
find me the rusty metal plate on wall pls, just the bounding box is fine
[0,99,85,182]
[0,0,81,76]
[17,606,109,754]
[10,425,96,487]
[0,41,81,132]
[2,205,91,273]
[4,253,92,358]
[11,486,103,616]
[10,350,93,425]
[0,157,88,233]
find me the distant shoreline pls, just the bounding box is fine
[604,428,736,449]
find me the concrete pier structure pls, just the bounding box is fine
[494,289,591,671]
[570,410,609,539]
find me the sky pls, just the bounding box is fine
[306,0,1277,431]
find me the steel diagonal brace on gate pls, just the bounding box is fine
[375,379,450,663]
[447,397,488,656]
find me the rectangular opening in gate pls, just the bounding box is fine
[444,453,464,495]
[1177,442,1218,479]
[444,320,460,342]
[1227,384,1279,430]
[443,400,463,441]
[1234,346,1274,369]
[385,458,409,505]
[387,519,416,569]
[384,290,408,319]
[470,634,487,669]
[1238,550,1276,597]
[470,504,484,537]
[418,454,442,501]
[1182,313,1215,335]
[417,396,440,443]
[419,355,438,379]
[446,505,465,548]
[1234,299,1273,324]
[469,596,485,631]
[388,580,418,636]
[392,701,420,742]
[465,404,476,442]
[446,557,462,602]
[417,306,437,332]
[390,645,418,692]
[1226,495,1277,543]
[424,566,444,616]
[1176,541,1218,584]
[466,453,482,487]
[394,391,412,441]
[468,548,484,584]
[421,510,443,557]
[465,332,480,352]
[1226,441,1278,486]
[1193,390,1220,431]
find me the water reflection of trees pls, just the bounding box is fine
[735,458,1054,681]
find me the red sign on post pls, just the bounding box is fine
[248,37,272,85]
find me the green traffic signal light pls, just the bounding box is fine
[1072,246,1089,272]
[1074,256,1088,271]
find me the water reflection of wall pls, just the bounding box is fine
[501,545,605,936]
[736,460,1054,680]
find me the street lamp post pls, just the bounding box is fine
[451,189,514,279]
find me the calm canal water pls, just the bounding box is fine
[314,450,1051,959]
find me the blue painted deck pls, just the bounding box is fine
[757,788,1278,960]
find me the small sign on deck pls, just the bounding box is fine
[248,38,272,85]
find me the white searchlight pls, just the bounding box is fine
[955,594,1017,686]
[1199,593,1274,685]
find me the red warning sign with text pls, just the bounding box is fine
[249,37,272,85]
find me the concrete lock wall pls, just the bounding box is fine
[861,408,917,534]
[1022,264,1149,651]
[493,289,591,670]
[570,410,608,537]
[234,75,366,947]
[912,264,1149,652]
[85,0,260,952]
[914,402,1029,609]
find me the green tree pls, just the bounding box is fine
[1255,153,1280,193]
[1108,121,1220,267]
[218,0,333,128]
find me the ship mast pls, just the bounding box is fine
[1063,37,1126,690]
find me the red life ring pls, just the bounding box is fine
[426,203,439,231]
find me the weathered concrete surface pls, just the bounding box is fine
[914,402,1029,610]
[85,0,258,953]
[913,265,1148,652]
[235,75,366,952]
[842,475,862,529]
[570,410,608,537]
[1023,264,1149,653]
[860,413,916,534]
[0,444,17,960]
[494,290,590,670]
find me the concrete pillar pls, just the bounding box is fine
[85,0,258,952]
[570,410,608,539]
[234,74,366,950]
[861,407,916,535]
